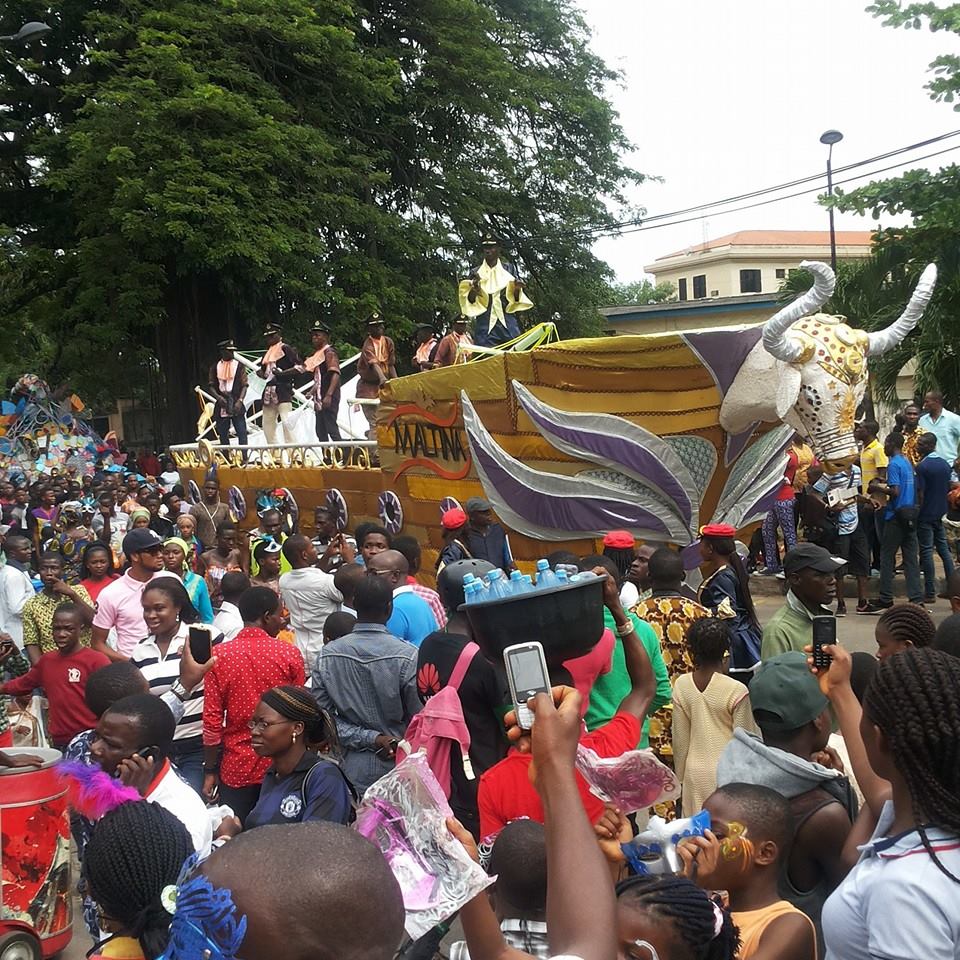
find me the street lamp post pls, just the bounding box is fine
[820,129,844,273]
[0,21,51,44]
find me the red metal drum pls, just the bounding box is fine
[1,748,72,958]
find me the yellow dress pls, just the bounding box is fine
[671,671,758,817]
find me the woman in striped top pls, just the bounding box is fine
[130,577,221,796]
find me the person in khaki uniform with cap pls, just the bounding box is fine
[461,497,514,574]
[762,544,845,659]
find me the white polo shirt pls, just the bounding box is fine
[145,759,213,857]
[823,800,960,960]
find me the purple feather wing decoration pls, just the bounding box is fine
[461,392,691,543]
[57,760,140,819]
[512,381,697,528]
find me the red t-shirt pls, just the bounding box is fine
[202,626,305,788]
[563,628,614,717]
[477,711,641,838]
[80,574,119,603]
[2,646,109,741]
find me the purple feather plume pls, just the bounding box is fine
[56,760,140,819]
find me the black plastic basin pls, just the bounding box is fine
[461,577,605,666]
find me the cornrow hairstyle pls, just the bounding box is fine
[83,801,194,959]
[877,603,936,650]
[616,874,739,960]
[863,648,960,883]
[260,685,338,749]
[687,618,731,667]
[601,545,634,581]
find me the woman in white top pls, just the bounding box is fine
[820,648,960,960]
[130,578,221,797]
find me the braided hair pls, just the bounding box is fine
[863,648,960,882]
[616,874,739,960]
[260,685,339,751]
[83,801,193,959]
[877,603,936,650]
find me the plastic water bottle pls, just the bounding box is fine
[463,580,481,605]
[535,559,557,589]
[509,570,532,594]
[462,573,477,591]
[485,568,511,600]
[522,574,535,590]
[555,569,570,586]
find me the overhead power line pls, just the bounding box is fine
[566,128,960,242]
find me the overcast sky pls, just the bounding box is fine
[577,0,956,281]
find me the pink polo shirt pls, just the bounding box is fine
[92,570,169,657]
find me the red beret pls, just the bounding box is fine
[700,523,737,538]
[441,507,467,530]
[603,530,636,549]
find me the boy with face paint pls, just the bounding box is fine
[680,783,816,960]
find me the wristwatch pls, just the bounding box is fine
[169,679,189,702]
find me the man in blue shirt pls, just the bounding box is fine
[915,432,956,602]
[366,549,438,648]
[865,433,923,611]
[920,390,960,462]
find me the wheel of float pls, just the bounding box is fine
[228,485,247,521]
[439,496,462,519]
[379,490,404,535]
[326,489,349,532]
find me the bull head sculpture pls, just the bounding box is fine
[720,259,937,473]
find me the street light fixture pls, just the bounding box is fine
[0,21,52,44]
[820,129,844,273]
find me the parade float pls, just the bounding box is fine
[170,260,937,571]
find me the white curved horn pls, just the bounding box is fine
[867,263,937,357]
[762,260,835,362]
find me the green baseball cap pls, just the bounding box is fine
[749,651,828,733]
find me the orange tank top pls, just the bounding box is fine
[732,900,817,959]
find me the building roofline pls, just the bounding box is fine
[601,291,776,319]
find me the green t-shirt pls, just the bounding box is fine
[761,599,814,659]
[584,608,672,748]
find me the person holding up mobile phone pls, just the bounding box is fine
[762,544,844,660]
[130,578,223,795]
[476,567,655,837]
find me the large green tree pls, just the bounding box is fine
[826,1,960,406]
[0,0,642,444]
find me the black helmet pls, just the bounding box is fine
[437,558,496,612]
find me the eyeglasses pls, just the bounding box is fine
[247,718,292,733]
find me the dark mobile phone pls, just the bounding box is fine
[138,744,161,763]
[189,626,212,664]
[811,616,836,670]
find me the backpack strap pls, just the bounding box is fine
[447,641,479,692]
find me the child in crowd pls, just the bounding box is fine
[322,611,356,645]
[615,874,739,960]
[680,783,816,960]
[672,619,758,817]
[0,603,109,749]
[449,819,549,959]
[873,602,935,660]
[22,551,95,662]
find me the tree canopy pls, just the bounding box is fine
[0,0,643,442]
[826,1,960,406]
[604,278,675,307]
